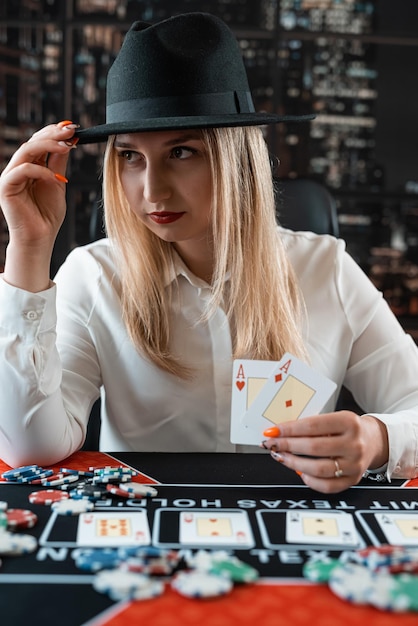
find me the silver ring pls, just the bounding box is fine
[334,458,343,478]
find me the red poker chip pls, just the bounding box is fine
[29,489,70,506]
[6,508,38,529]
[106,484,131,498]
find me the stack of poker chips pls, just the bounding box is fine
[1,463,260,601]
[85,548,259,601]
[303,545,418,612]
[0,466,43,559]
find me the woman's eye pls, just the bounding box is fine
[171,146,195,159]
[120,150,134,160]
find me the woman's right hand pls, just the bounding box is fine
[0,122,78,291]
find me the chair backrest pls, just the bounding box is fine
[275,178,339,237]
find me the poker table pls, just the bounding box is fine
[0,450,418,626]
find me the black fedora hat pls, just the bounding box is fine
[75,12,314,144]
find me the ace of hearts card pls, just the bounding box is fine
[230,354,337,445]
[230,359,279,445]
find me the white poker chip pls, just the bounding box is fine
[93,569,164,601]
[51,499,94,515]
[329,563,377,605]
[0,501,8,512]
[118,483,158,497]
[185,550,231,569]
[171,570,233,598]
[0,531,37,555]
[368,572,418,612]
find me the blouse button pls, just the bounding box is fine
[24,310,38,321]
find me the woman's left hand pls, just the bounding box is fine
[261,411,389,493]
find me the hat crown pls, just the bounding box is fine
[75,12,314,144]
[106,13,252,116]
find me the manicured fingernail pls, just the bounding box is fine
[54,172,68,183]
[263,426,281,438]
[270,450,284,462]
[58,137,79,148]
[57,120,79,130]
[259,440,269,449]
[295,471,303,476]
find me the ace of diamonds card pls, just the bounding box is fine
[230,354,337,445]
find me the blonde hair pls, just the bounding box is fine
[103,126,306,378]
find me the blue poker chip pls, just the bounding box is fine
[15,469,55,483]
[75,548,122,572]
[60,468,94,477]
[2,465,41,480]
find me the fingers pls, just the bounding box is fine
[1,162,67,194]
[262,411,368,493]
[262,412,362,453]
[2,121,78,179]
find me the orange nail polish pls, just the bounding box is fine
[54,172,68,183]
[263,426,281,438]
[295,471,303,476]
[57,120,73,128]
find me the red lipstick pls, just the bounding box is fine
[149,212,185,224]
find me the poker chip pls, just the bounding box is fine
[42,473,80,487]
[118,483,158,497]
[70,485,108,501]
[303,557,342,583]
[0,531,37,555]
[368,572,418,612]
[329,563,379,605]
[6,508,38,530]
[353,545,418,575]
[171,570,233,598]
[28,489,69,506]
[0,501,7,512]
[208,557,259,583]
[105,484,131,498]
[60,468,94,477]
[51,499,94,515]
[93,569,164,601]
[0,512,7,531]
[2,465,40,480]
[74,548,122,572]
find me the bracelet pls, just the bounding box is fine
[362,469,387,483]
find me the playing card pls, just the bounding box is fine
[241,353,337,441]
[286,510,359,547]
[76,511,151,547]
[179,510,254,548]
[374,513,418,546]
[230,359,278,445]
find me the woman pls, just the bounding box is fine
[0,13,417,493]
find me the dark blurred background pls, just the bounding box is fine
[1,0,418,337]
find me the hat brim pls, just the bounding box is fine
[75,112,315,145]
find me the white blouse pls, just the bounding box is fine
[0,228,417,479]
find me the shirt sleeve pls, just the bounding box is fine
[338,249,418,480]
[284,229,418,482]
[0,270,98,467]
